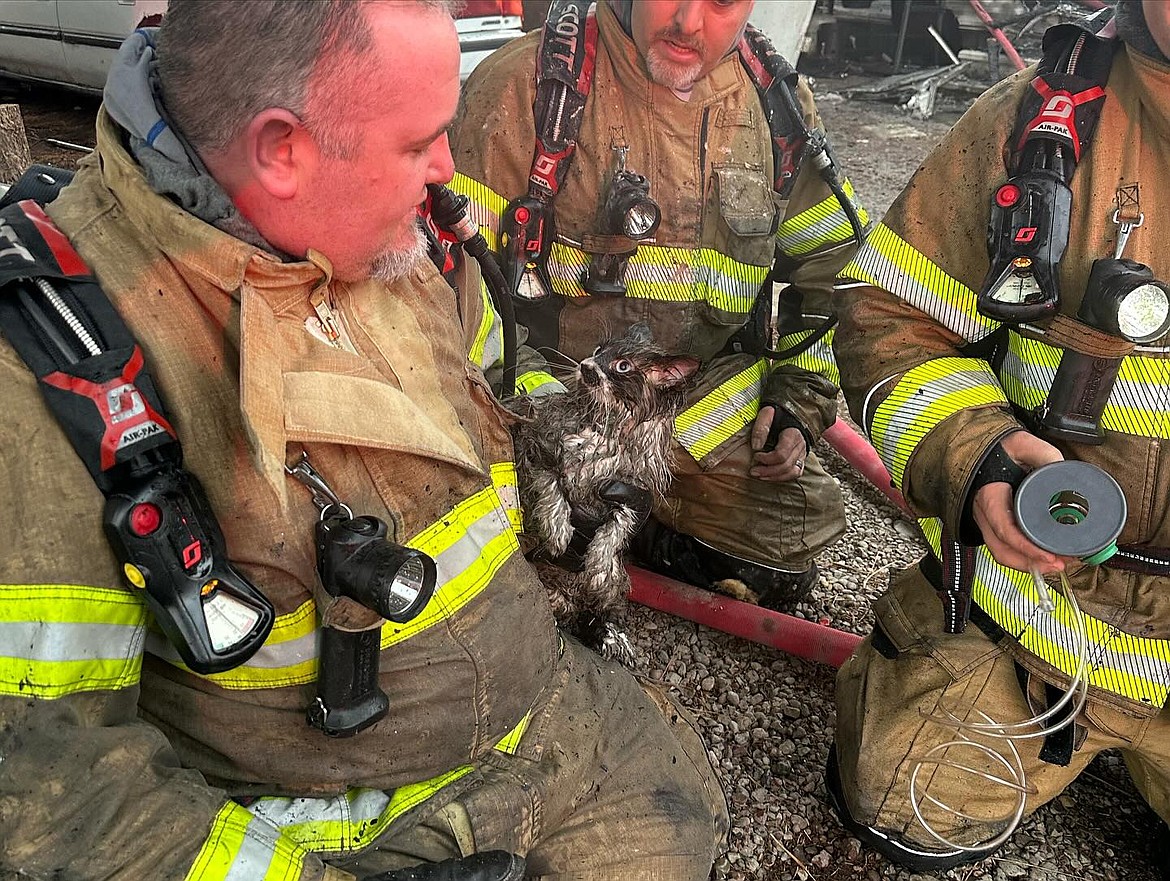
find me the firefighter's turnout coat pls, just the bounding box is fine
[0,109,725,879]
[452,0,864,569]
[833,37,1170,842]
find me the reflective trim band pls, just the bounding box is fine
[546,240,766,314]
[185,801,307,881]
[515,370,565,397]
[249,765,474,855]
[776,178,869,257]
[469,279,503,371]
[179,600,319,690]
[0,584,146,698]
[450,173,766,313]
[840,222,998,343]
[920,519,1170,707]
[1002,330,1170,438]
[491,461,523,533]
[449,172,507,252]
[675,359,768,463]
[493,711,532,755]
[157,478,520,687]
[382,481,520,649]
[773,324,839,386]
[870,358,1008,488]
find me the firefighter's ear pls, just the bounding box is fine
[241,107,318,201]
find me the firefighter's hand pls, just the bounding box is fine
[972,431,1066,574]
[749,406,806,482]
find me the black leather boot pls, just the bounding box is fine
[630,519,818,609]
[362,851,525,881]
[824,746,998,872]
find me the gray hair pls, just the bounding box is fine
[158,0,458,159]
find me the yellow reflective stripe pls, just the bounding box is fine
[1003,330,1170,438]
[840,222,998,343]
[920,519,1170,706]
[776,178,870,257]
[490,461,523,533]
[183,600,318,690]
[515,370,565,397]
[0,584,146,698]
[449,172,507,252]
[869,358,1008,488]
[773,325,839,386]
[546,241,766,313]
[185,801,307,881]
[159,476,521,687]
[250,766,475,855]
[675,359,768,462]
[382,483,520,649]
[447,174,766,313]
[469,279,503,370]
[493,711,532,755]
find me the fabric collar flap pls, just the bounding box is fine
[281,370,481,473]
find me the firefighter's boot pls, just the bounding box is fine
[630,519,818,609]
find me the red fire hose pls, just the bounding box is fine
[968,0,1027,71]
[625,419,912,668]
[628,567,862,669]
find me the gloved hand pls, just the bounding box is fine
[544,479,653,572]
[361,850,525,881]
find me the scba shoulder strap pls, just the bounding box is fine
[977,10,1117,323]
[0,186,273,675]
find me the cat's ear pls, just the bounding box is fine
[628,322,653,344]
[646,355,700,387]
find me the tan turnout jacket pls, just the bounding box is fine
[0,109,558,879]
[836,41,1170,710]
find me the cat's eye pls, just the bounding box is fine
[615,359,633,373]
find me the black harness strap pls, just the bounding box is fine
[0,199,180,493]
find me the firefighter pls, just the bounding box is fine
[0,3,728,879]
[451,0,867,609]
[830,0,1170,872]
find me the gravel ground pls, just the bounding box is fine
[5,35,1165,880]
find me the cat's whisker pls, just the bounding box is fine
[537,346,580,370]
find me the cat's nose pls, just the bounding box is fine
[579,360,601,386]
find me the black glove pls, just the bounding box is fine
[958,441,1028,545]
[362,851,525,881]
[542,479,653,572]
[757,401,813,454]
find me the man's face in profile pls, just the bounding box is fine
[295,4,460,283]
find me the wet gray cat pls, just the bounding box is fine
[512,323,699,662]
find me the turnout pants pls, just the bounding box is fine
[657,353,846,572]
[338,639,729,880]
[835,564,1170,849]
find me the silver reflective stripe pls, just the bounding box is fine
[221,816,281,881]
[842,223,998,344]
[0,620,142,662]
[250,789,391,829]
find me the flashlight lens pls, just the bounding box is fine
[1118,283,1170,342]
[624,202,660,239]
[386,555,429,615]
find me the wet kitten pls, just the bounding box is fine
[512,323,699,663]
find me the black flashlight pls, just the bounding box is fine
[308,512,437,737]
[583,169,661,297]
[1036,258,1170,444]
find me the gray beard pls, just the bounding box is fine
[645,49,702,92]
[369,223,428,283]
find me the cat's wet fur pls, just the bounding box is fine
[512,323,700,663]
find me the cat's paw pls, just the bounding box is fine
[599,623,636,667]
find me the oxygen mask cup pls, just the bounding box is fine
[908,461,1125,852]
